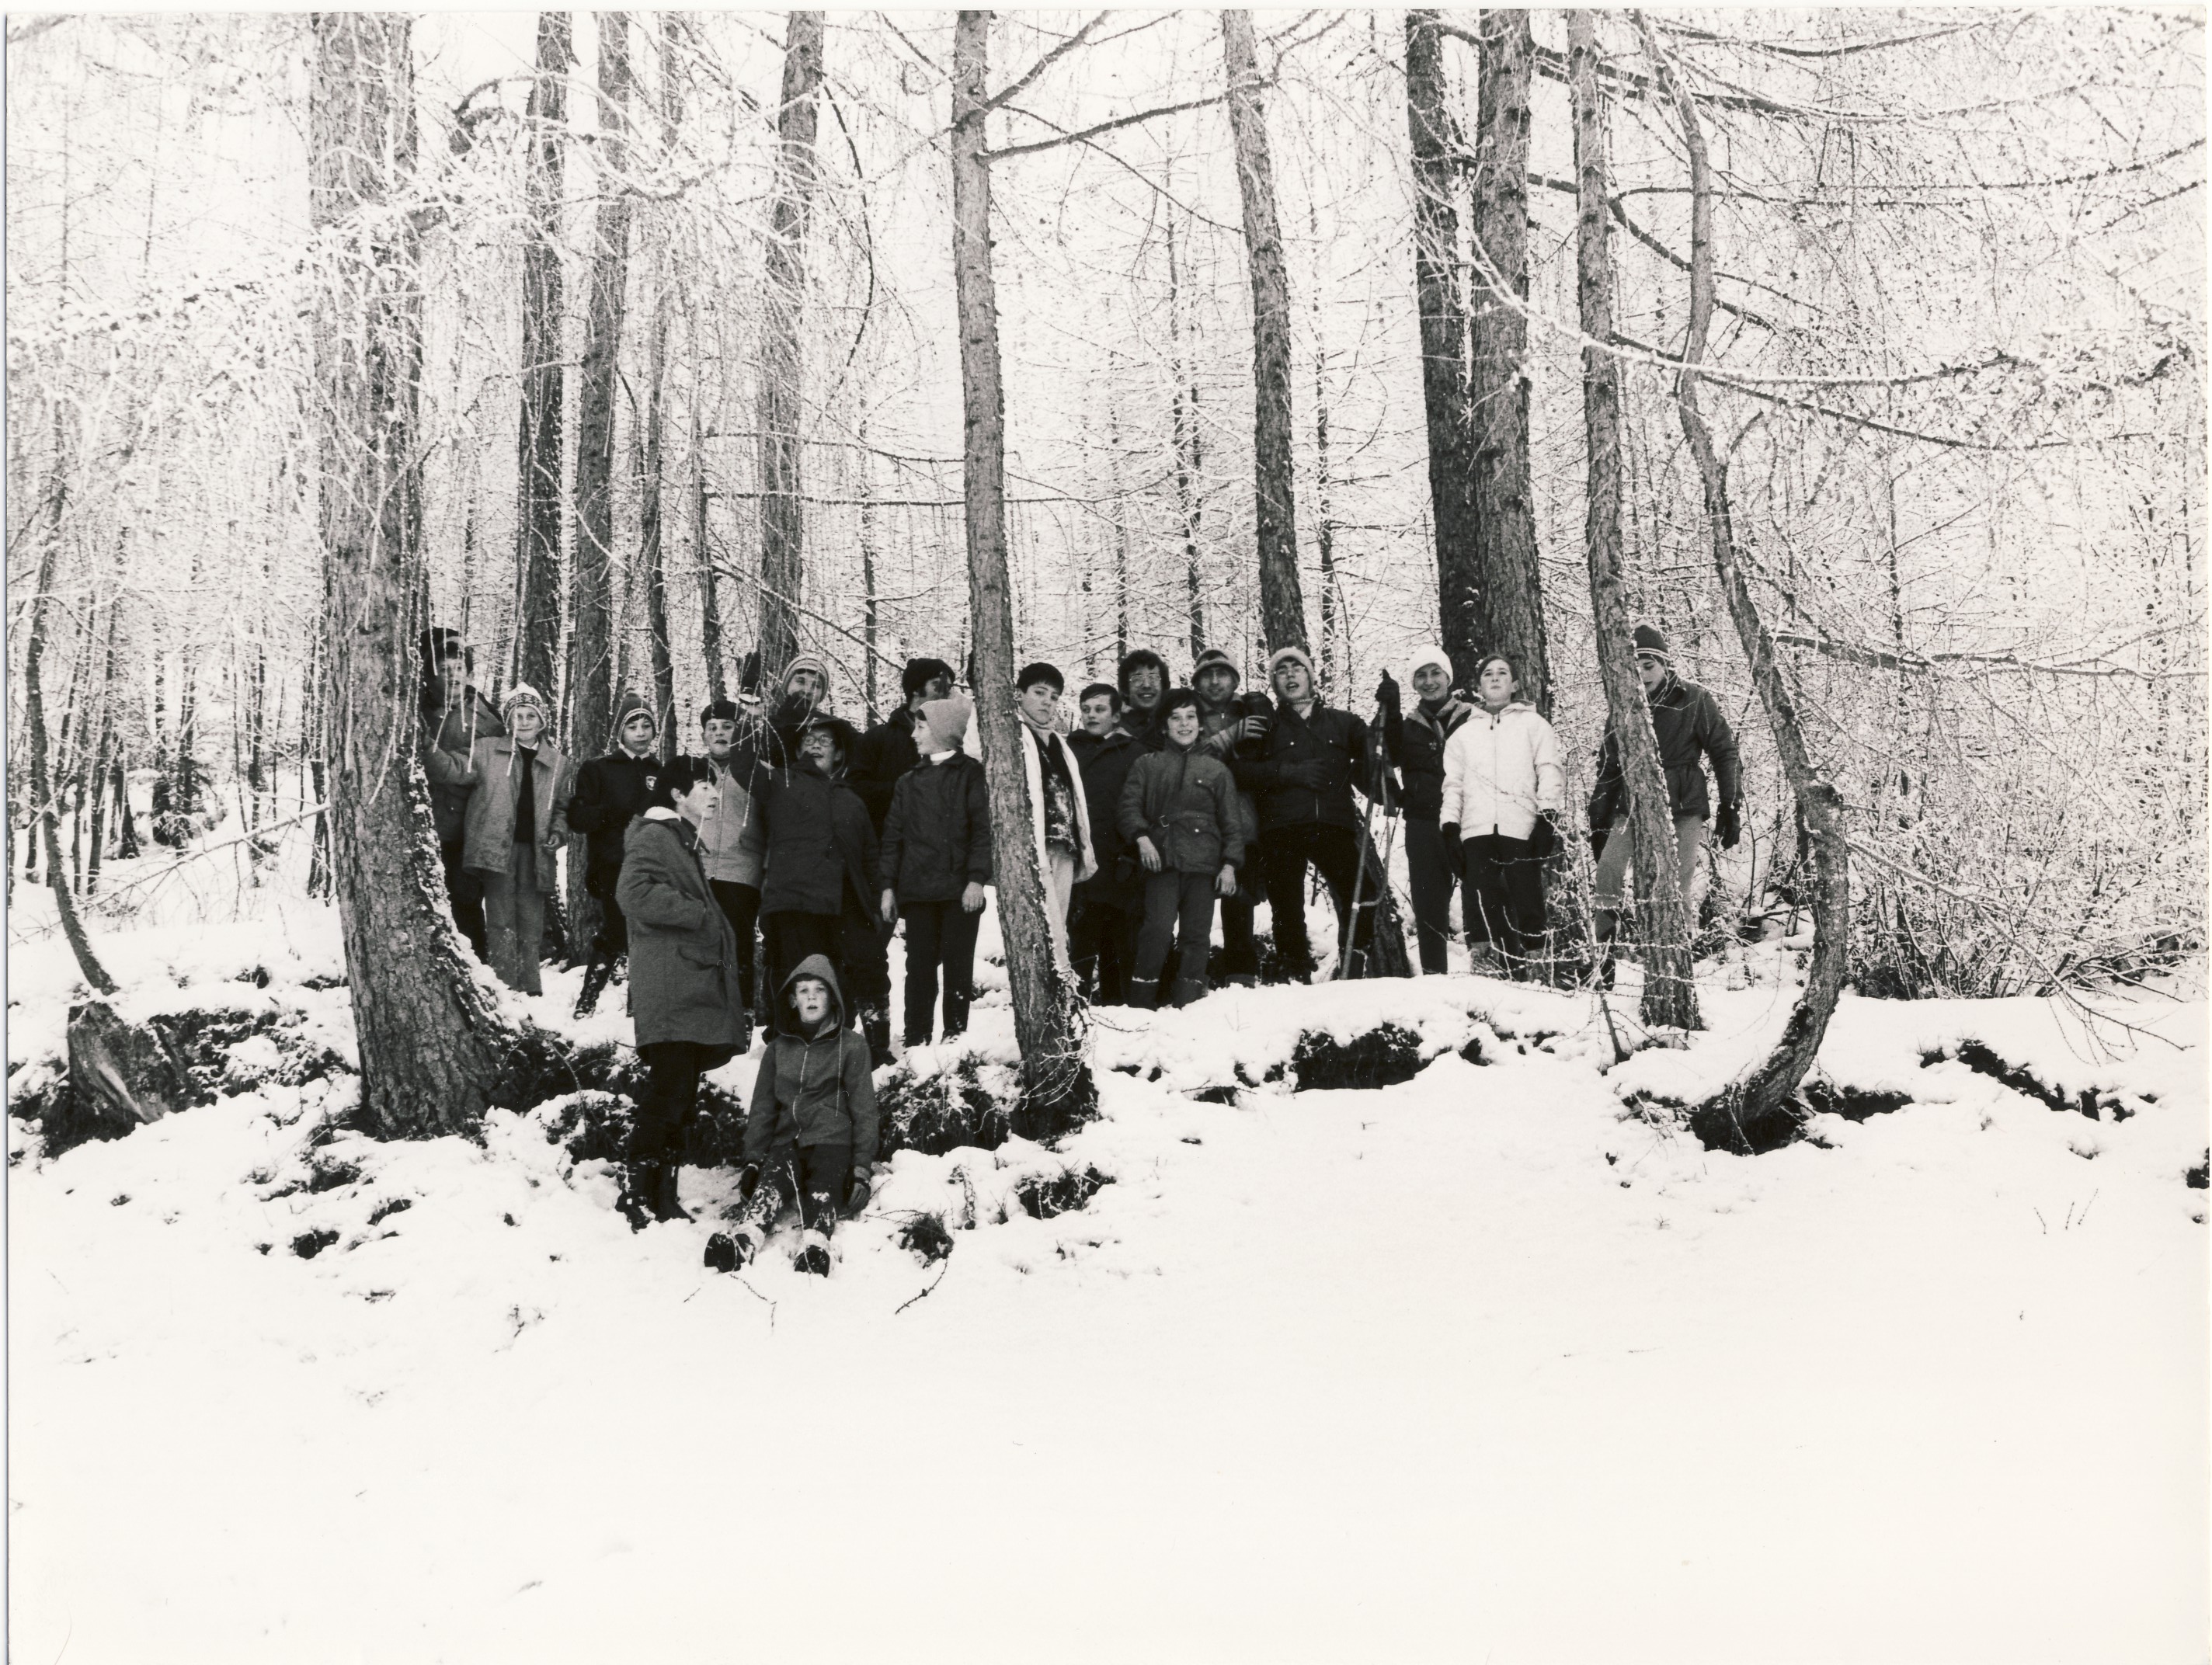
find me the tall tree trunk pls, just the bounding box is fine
[1167,216,1205,664]
[1643,17,1847,1132]
[1405,12,1485,693]
[951,9,1096,1139]
[693,403,725,702]
[637,16,683,761]
[1221,9,1309,655]
[1469,9,1550,715]
[1570,12,1698,1033]
[569,11,635,932]
[859,426,880,720]
[514,11,569,700]
[756,10,823,680]
[311,10,504,1137]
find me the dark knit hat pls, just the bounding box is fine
[1191,646,1240,688]
[614,690,658,733]
[1016,661,1065,694]
[699,697,741,726]
[1633,624,1671,660]
[1117,648,1169,691]
[1078,681,1122,710]
[901,656,956,698]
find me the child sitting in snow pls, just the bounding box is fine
[711,954,878,1277]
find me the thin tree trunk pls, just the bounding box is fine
[1221,9,1309,655]
[693,403,725,702]
[756,9,823,680]
[1570,12,1698,1033]
[175,549,202,819]
[951,9,1096,1139]
[1405,11,1485,692]
[1643,14,1847,1128]
[311,10,504,1137]
[1470,9,1550,715]
[859,427,880,720]
[514,10,569,700]
[1109,397,1131,664]
[1167,216,1205,664]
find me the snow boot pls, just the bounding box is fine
[1224,972,1257,989]
[704,1232,739,1274]
[573,951,614,1019]
[652,1163,691,1224]
[1169,976,1209,1010]
[1127,977,1160,1011]
[793,1228,833,1277]
[617,1164,657,1232]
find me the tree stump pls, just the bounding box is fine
[57,999,193,1154]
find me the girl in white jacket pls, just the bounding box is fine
[1438,654,1564,977]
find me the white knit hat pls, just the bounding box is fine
[1266,644,1315,682]
[1404,644,1452,681]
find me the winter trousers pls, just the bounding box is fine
[1592,812,1709,934]
[1132,871,1217,1008]
[1403,816,1457,976]
[440,839,489,963]
[1461,833,1549,977]
[709,880,761,1015]
[585,864,629,963]
[901,899,981,1047]
[1257,822,1367,984]
[1069,882,1139,1006]
[481,842,547,996]
[1215,885,1260,982]
[631,1040,717,1166]
[748,1138,852,1234]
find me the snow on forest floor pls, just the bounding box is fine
[8,889,2209,1664]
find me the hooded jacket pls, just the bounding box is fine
[1586,672,1743,828]
[882,747,993,904]
[743,954,878,1164]
[753,756,883,918]
[616,808,750,1053]
[1438,702,1564,842]
[451,735,572,885]
[1118,737,1247,874]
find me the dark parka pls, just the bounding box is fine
[743,954,878,1165]
[1191,689,1270,860]
[881,751,993,904]
[1382,693,1475,821]
[420,687,508,843]
[754,758,883,918]
[567,750,663,885]
[849,707,921,834]
[615,810,750,1052]
[1068,726,1144,891]
[1118,740,1247,873]
[450,735,572,890]
[1587,672,1744,828]
[1233,700,1374,835]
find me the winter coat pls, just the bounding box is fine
[881,750,993,904]
[694,751,766,888]
[754,758,882,919]
[1192,691,1269,862]
[1068,726,1144,885]
[1383,693,1474,822]
[566,750,664,882]
[1118,740,1246,874]
[1121,700,1171,753]
[1233,699,1373,835]
[615,810,750,1053]
[1437,702,1564,842]
[743,954,878,1164]
[1587,673,1743,828]
[419,688,507,843]
[1018,723,1098,883]
[850,707,921,833]
[453,736,572,888]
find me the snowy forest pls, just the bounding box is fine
[7,10,2207,1662]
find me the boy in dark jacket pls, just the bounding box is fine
[1067,684,1143,1004]
[717,955,878,1276]
[1379,645,1473,975]
[1118,690,1244,1009]
[880,691,992,1047]
[1118,647,1172,752]
[565,690,665,1016]
[419,627,506,961]
[1189,646,1270,985]
[850,655,955,834]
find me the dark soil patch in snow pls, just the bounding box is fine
[489,1028,642,1114]
[1014,1166,1114,1219]
[1192,1084,1240,1104]
[2188,1152,2209,1191]
[1924,1040,2125,1120]
[1683,1092,1805,1157]
[367,1197,412,1225]
[291,1228,339,1260]
[1800,1078,1914,1123]
[877,1058,1009,1157]
[541,1092,635,1165]
[1290,1024,1427,1091]
[898,1212,955,1264]
[305,1157,363,1193]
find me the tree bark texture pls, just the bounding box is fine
[951,9,1096,1140]
[1404,12,1485,693]
[1570,12,1699,1033]
[514,10,569,701]
[635,12,680,759]
[311,10,504,1138]
[1221,10,1310,655]
[1642,15,1849,1132]
[1469,9,1551,716]
[756,9,823,683]
[1167,215,1206,665]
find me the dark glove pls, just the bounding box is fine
[1527,810,1559,861]
[736,1162,762,1201]
[1376,671,1401,720]
[1442,823,1464,878]
[1716,802,1741,850]
[1289,760,1331,792]
[843,1170,873,1219]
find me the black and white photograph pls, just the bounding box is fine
[6,6,2207,1660]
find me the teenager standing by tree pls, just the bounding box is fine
[419,627,505,961]
[1189,647,1268,987]
[565,693,664,1015]
[879,690,991,1047]
[441,685,572,996]
[1119,689,1244,1009]
[1379,645,1473,975]
[1439,654,1562,980]
[1014,662,1096,940]
[1066,683,1144,1004]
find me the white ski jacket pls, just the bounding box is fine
[1437,701,1563,842]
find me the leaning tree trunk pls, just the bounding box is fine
[1642,18,1847,1135]
[513,10,569,700]
[1221,9,1309,655]
[1570,12,1698,1033]
[311,10,504,1138]
[1404,12,1485,693]
[951,9,1096,1139]
[756,9,823,680]
[1469,9,1550,715]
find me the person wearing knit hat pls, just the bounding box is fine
[691,696,769,1020]
[851,655,957,836]
[1438,652,1564,981]
[564,690,666,1016]
[1189,645,1271,987]
[1118,647,1171,751]
[879,688,992,1048]
[417,627,506,962]
[433,680,572,996]
[1240,641,1381,983]
[1066,682,1144,1004]
[1585,624,1744,982]
[1017,659,1095,944]
[1377,644,1473,975]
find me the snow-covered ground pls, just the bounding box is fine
[9,885,2207,1663]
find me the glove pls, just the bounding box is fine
[1376,671,1401,720]
[1527,810,1559,861]
[843,1169,873,1218]
[1289,760,1331,792]
[1716,802,1741,850]
[736,1162,762,1201]
[1441,822,1464,878]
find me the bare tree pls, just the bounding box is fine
[513,11,569,700]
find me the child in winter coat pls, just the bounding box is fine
[1438,654,1564,978]
[880,691,993,1048]
[437,683,572,996]
[1117,689,1245,1009]
[723,954,878,1276]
